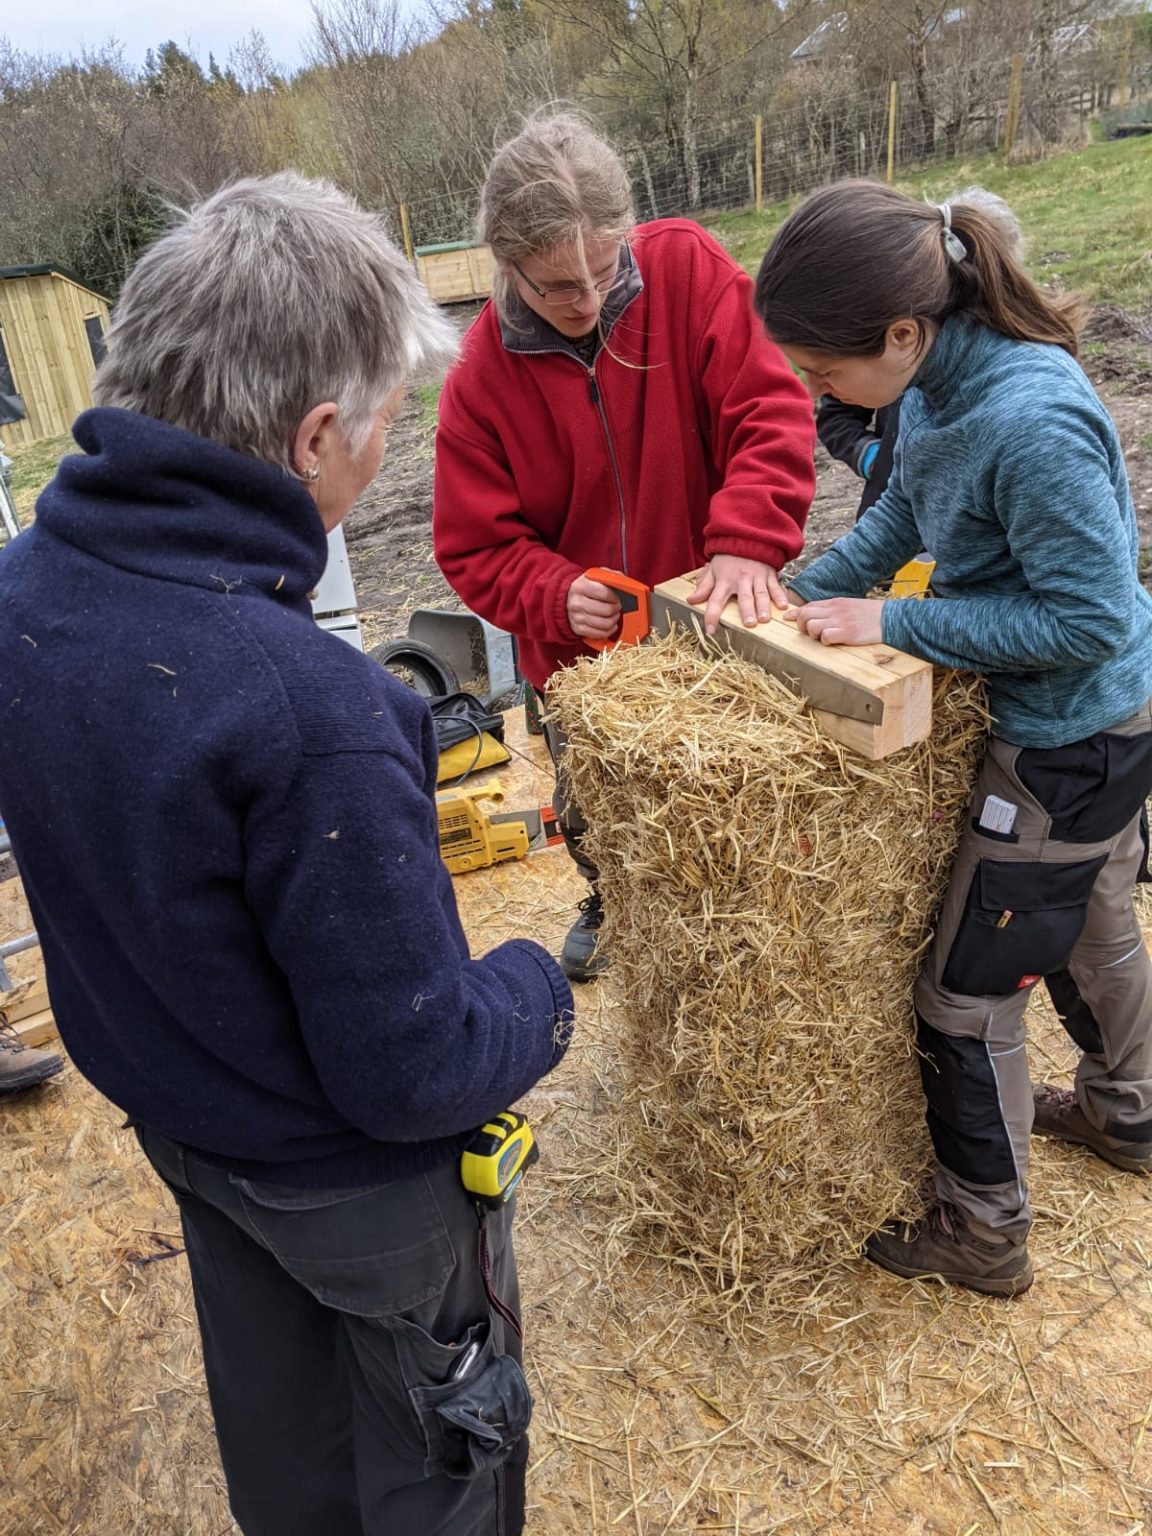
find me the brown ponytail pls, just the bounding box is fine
[754,179,1085,359]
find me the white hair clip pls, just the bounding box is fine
[938,203,968,265]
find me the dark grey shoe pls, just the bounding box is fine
[0,1025,65,1093]
[865,1201,1034,1297]
[561,891,607,983]
[1032,1082,1152,1173]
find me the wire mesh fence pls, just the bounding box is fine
[400,40,1152,253]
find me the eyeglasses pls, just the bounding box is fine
[512,249,628,308]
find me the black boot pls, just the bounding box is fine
[561,890,607,983]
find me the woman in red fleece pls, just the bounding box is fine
[433,112,816,981]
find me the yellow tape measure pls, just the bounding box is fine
[460,1112,539,1209]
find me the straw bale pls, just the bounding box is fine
[548,631,988,1314]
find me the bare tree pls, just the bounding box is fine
[536,0,809,208]
[308,0,431,204]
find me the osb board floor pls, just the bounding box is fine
[2,712,1151,1535]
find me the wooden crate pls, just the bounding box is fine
[414,243,493,304]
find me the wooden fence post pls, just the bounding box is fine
[1003,54,1024,156]
[885,81,898,183]
[398,202,415,264]
[754,113,763,213]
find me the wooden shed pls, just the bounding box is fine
[0,265,111,450]
[414,242,493,305]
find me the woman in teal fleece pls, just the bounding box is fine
[754,180,1152,1298]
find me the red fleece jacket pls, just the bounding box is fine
[432,218,816,691]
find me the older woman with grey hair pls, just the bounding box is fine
[0,173,573,1536]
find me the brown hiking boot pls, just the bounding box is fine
[865,1201,1034,1297]
[0,1022,65,1094]
[1032,1083,1152,1174]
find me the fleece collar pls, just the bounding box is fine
[497,239,644,360]
[35,408,329,610]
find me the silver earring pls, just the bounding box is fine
[303,465,320,482]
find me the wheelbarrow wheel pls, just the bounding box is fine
[369,639,460,699]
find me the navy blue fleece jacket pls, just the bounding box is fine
[791,314,1152,746]
[0,408,572,1184]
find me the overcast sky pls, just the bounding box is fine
[2,1,322,73]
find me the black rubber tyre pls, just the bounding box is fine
[369,639,459,698]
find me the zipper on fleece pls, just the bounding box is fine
[588,364,629,574]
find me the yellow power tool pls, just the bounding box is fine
[435,781,562,876]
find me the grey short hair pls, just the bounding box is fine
[478,111,635,320]
[93,172,458,474]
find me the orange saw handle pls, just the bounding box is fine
[582,568,651,651]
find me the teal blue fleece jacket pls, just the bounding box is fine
[789,313,1152,747]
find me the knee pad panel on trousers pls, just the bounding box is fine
[1044,967,1104,1056]
[916,1012,1018,1186]
[941,856,1108,997]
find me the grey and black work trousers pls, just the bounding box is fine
[915,700,1152,1244]
[135,1125,530,1536]
[539,690,599,885]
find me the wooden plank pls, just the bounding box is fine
[652,574,933,760]
[0,980,50,1025]
[0,284,36,449]
[9,1007,57,1049]
[18,276,69,439]
[36,276,80,433]
[470,246,494,294]
[0,281,52,443]
[49,274,96,420]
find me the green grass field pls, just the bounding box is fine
[707,133,1152,306]
[5,433,73,524]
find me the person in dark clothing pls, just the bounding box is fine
[814,397,898,520]
[0,173,574,1536]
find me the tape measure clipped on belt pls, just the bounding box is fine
[460,1112,539,1209]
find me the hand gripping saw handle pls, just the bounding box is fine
[582,568,651,652]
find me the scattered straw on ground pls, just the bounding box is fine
[4,703,1152,1533]
[549,632,988,1320]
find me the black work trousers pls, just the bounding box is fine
[538,690,599,885]
[136,1125,530,1536]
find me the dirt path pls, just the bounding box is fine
[345,307,1152,650]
